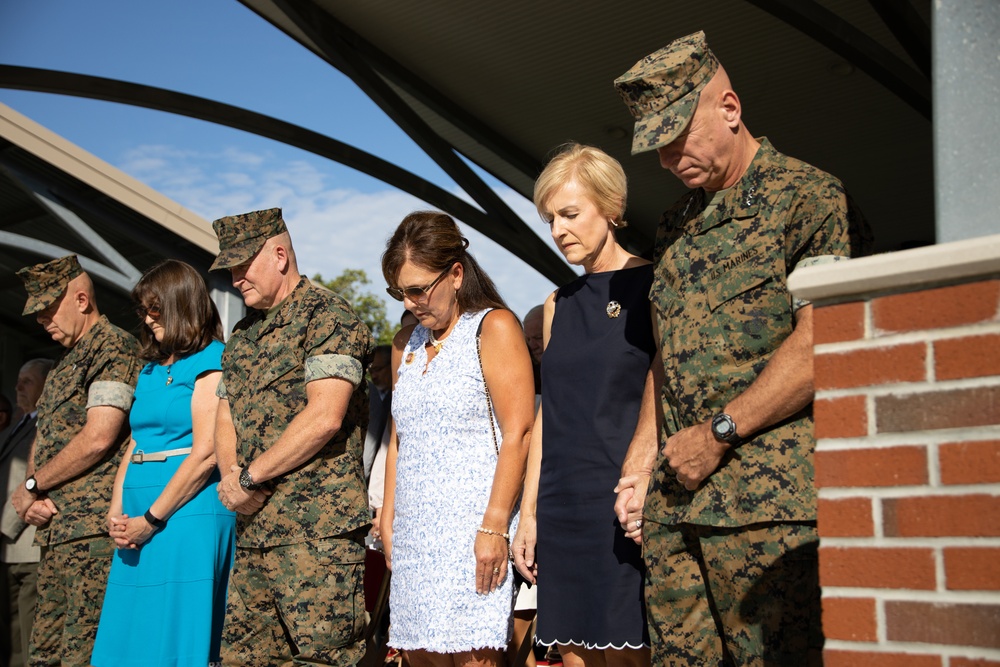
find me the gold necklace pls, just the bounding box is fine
[428,329,444,352]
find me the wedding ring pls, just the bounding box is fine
[492,567,500,575]
[635,519,643,529]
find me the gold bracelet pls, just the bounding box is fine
[477,527,510,542]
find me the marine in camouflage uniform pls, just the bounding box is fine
[13,255,139,667]
[613,32,872,666]
[210,208,373,667]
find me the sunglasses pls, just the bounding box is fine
[385,267,452,302]
[135,304,162,320]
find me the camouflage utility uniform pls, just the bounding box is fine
[643,139,869,665]
[30,316,138,666]
[219,276,373,666]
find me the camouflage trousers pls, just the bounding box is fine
[29,536,113,667]
[221,532,367,666]
[643,520,823,667]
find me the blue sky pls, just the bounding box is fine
[0,0,568,322]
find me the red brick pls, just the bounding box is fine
[935,333,1000,380]
[815,301,866,344]
[872,280,1000,333]
[824,651,941,667]
[940,440,1000,485]
[876,387,1000,433]
[952,659,1000,667]
[818,497,874,537]
[822,597,877,641]
[945,547,1000,591]
[819,546,935,589]
[815,344,926,390]
[885,601,1000,648]
[815,446,927,487]
[883,495,1000,537]
[815,396,867,439]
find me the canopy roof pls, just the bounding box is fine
[239,0,933,255]
[0,103,220,377]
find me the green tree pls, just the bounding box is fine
[312,268,397,345]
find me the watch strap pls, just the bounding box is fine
[144,509,167,529]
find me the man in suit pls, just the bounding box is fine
[1,359,54,667]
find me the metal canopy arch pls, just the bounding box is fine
[0,65,575,287]
[1,1,936,297]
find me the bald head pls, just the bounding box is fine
[68,271,96,307]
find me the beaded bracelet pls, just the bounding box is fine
[477,527,510,542]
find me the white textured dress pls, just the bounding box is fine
[388,309,517,652]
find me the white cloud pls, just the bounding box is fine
[115,144,567,323]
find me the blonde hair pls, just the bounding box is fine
[533,143,628,228]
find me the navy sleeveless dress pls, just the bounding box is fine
[536,264,654,649]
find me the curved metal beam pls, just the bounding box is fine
[0,231,136,292]
[239,0,543,191]
[0,65,574,286]
[743,0,931,120]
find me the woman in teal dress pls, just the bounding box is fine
[92,260,236,667]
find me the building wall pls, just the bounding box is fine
[794,244,1000,665]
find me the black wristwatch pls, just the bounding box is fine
[711,413,742,446]
[24,476,43,494]
[239,467,262,491]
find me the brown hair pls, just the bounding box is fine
[132,260,223,361]
[534,143,629,227]
[381,211,509,314]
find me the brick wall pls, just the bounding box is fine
[812,278,1000,666]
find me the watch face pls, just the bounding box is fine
[715,420,733,436]
[25,478,36,491]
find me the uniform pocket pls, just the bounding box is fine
[705,263,791,366]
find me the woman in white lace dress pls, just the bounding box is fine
[379,211,535,667]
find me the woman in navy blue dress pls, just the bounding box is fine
[513,144,656,667]
[92,260,235,667]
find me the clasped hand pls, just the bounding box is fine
[107,514,155,550]
[613,472,650,546]
[217,465,272,515]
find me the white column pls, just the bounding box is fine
[933,0,1000,243]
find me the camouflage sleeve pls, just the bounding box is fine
[791,255,852,311]
[303,293,375,386]
[305,354,363,386]
[784,175,854,276]
[87,327,140,405]
[216,376,228,399]
[86,381,134,410]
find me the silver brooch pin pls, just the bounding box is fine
[606,301,621,318]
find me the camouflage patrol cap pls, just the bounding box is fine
[614,31,720,155]
[210,207,288,270]
[17,254,84,316]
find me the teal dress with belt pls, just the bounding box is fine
[92,340,235,667]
